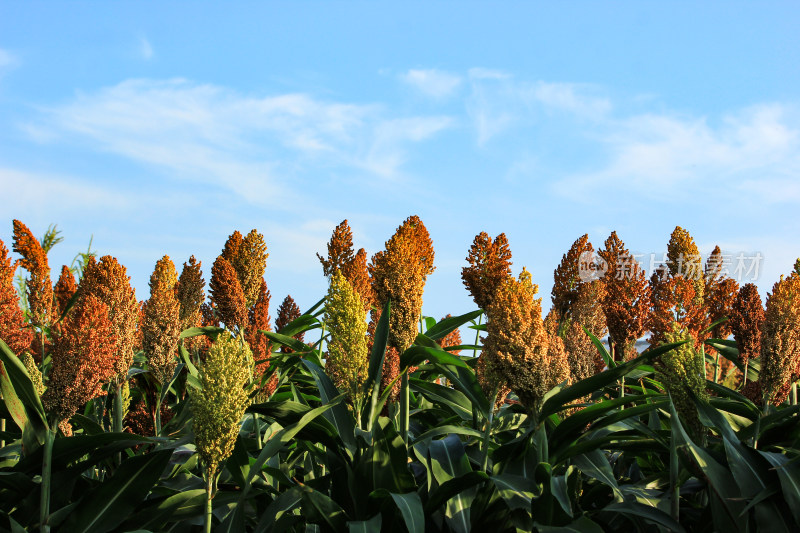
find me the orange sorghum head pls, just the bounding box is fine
[599,231,651,362]
[53,265,77,319]
[462,232,513,312]
[209,256,247,332]
[246,278,272,389]
[648,266,707,347]
[0,239,34,355]
[730,283,764,368]
[318,219,356,278]
[666,226,704,306]
[369,215,435,353]
[704,246,740,339]
[563,280,607,382]
[43,293,117,421]
[275,294,303,351]
[482,270,569,412]
[759,274,800,405]
[12,220,53,329]
[80,256,139,382]
[234,230,268,308]
[142,256,182,385]
[551,234,593,321]
[177,255,205,331]
[319,220,374,313]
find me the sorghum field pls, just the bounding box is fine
[1,217,799,532]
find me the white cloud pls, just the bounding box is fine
[553,103,800,203]
[0,48,20,78]
[27,78,453,204]
[139,37,154,60]
[360,116,453,177]
[401,69,462,99]
[527,82,611,119]
[465,73,611,145]
[0,167,134,217]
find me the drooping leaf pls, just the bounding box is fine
[390,492,425,533]
[68,449,173,533]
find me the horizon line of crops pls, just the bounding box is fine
[0,216,799,532]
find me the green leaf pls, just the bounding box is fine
[129,489,206,530]
[178,325,224,340]
[413,424,484,443]
[669,401,747,533]
[429,436,474,533]
[0,338,48,443]
[253,486,304,533]
[490,474,537,511]
[370,417,415,492]
[301,359,356,452]
[364,300,390,430]
[600,501,686,532]
[536,515,605,532]
[390,492,425,533]
[410,379,473,421]
[278,313,320,338]
[400,345,471,371]
[541,342,681,419]
[69,448,173,533]
[424,471,489,514]
[348,513,382,533]
[571,449,622,501]
[262,330,312,353]
[299,484,348,531]
[423,310,482,341]
[760,451,800,525]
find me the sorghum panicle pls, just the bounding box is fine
[563,280,607,382]
[324,271,369,403]
[80,255,139,381]
[177,255,205,332]
[704,246,740,339]
[190,332,253,478]
[483,269,568,413]
[318,219,356,278]
[730,283,764,368]
[43,293,117,421]
[599,231,651,362]
[209,256,247,332]
[142,256,182,385]
[247,278,276,396]
[53,265,77,319]
[656,325,709,440]
[233,230,268,309]
[759,273,800,405]
[275,294,304,351]
[551,234,593,320]
[461,232,513,311]
[666,226,704,306]
[369,215,435,353]
[0,239,33,355]
[12,219,53,329]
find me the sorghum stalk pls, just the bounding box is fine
[40,423,58,533]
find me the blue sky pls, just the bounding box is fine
[1,2,798,323]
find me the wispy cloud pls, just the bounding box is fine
[0,167,135,219]
[553,103,800,203]
[400,69,462,99]
[139,37,154,60]
[0,48,20,79]
[465,71,611,145]
[26,78,454,204]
